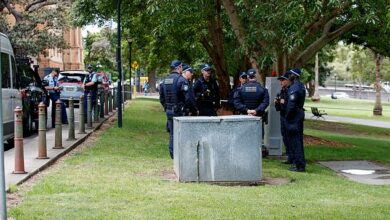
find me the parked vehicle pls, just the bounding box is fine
[382,81,390,93]
[58,70,88,105]
[327,92,350,99]
[18,63,49,135]
[0,32,22,143]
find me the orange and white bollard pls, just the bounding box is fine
[37,102,49,159]
[13,106,27,174]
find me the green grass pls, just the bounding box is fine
[10,98,390,219]
[305,97,390,121]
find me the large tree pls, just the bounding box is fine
[0,0,72,56]
[222,0,387,82]
[71,0,389,97]
[72,0,235,97]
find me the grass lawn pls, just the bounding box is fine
[10,98,390,219]
[305,97,390,121]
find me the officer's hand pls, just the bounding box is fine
[280,99,285,104]
[247,109,256,116]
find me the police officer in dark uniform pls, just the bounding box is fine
[182,64,198,116]
[285,68,306,172]
[275,72,292,164]
[82,64,98,121]
[193,64,220,116]
[228,72,248,114]
[44,69,68,128]
[233,69,269,117]
[159,60,196,159]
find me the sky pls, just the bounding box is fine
[81,22,117,38]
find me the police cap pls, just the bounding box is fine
[183,64,194,73]
[170,60,182,68]
[200,63,212,71]
[287,68,301,77]
[277,73,290,81]
[239,71,247,78]
[246,69,257,78]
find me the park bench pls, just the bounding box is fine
[311,107,327,119]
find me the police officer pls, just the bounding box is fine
[228,72,248,114]
[159,60,196,159]
[182,64,198,116]
[275,72,292,164]
[233,69,269,117]
[193,64,220,116]
[44,69,68,128]
[82,64,98,121]
[285,68,306,172]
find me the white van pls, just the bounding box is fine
[1,32,22,142]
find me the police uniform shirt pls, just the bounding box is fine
[160,72,196,113]
[286,79,306,120]
[83,72,98,84]
[276,87,289,116]
[193,77,220,108]
[233,81,269,115]
[44,74,58,94]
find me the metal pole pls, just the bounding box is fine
[67,97,76,141]
[53,100,63,149]
[37,102,49,159]
[99,90,104,118]
[0,35,8,219]
[94,94,99,123]
[104,91,108,115]
[87,94,93,128]
[79,95,86,134]
[113,88,117,111]
[117,0,123,128]
[108,91,113,113]
[128,39,132,100]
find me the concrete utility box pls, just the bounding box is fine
[173,116,262,183]
[264,77,283,156]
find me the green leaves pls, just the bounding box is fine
[1,2,71,56]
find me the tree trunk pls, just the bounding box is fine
[307,81,315,97]
[148,68,157,93]
[201,0,230,99]
[373,54,383,116]
[311,53,320,101]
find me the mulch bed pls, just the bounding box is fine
[304,134,351,148]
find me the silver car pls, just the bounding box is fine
[58,70,88,105]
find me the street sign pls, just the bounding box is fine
[131,61,139,70]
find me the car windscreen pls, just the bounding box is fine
[58,73,87,83]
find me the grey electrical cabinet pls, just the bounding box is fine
[264,77,283,156]
[173,116,262,183]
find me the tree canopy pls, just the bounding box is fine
[0,0,72,56]
[71,0,390,97]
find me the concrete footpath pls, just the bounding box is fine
[4,111,115,190]
[305,113,390,129]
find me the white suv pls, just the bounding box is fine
[1,32,22,142]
